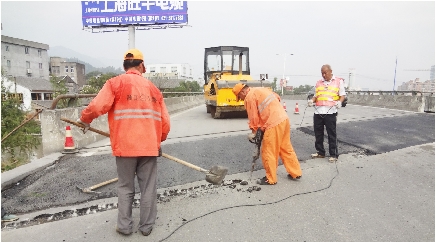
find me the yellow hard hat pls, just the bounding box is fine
[123,49,144,61]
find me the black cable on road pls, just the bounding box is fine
[158,161,340,242]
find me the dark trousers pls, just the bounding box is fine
[313,113,338,158]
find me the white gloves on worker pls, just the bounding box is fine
[76,118,90,134]
[247,133,256,143]
[307,99,314,107]
[335,101,342,109]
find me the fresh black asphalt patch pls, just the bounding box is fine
[2,113,434,218]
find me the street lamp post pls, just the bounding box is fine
[276,53,293,96]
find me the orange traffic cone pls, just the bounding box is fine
[283,102,287,112]
[63,126,78,154]
[294,102,300,114]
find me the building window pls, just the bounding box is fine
[44,93,53,100]
[7,60,11,68]
[31,93,42,100]
[5,46,9,51]
[71,66,74,73]
[171,66,177,73]
[150,67,156,73]
[26,61,30,68]
[25,47,29,54]
[82,69,85,75]
[38,50,42,57]
[65,66,69,72]
[160,67,166,73]
[39,63,43,69]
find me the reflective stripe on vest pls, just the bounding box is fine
[258,93,276,113]
[315,78,341,106]
[114,109,162,121]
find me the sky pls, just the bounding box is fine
[1,1,435,91]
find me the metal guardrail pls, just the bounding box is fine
[347,91,434,96]
[49,92,204,110]
[49,94,97,110]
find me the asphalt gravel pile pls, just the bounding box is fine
[2,178,260,230]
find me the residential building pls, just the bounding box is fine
[431,65,435,81]
[1,35,50,79]
[143,63,193,79]
[142,63,193,90]
[2,76,53,114]
[397,78,435,92]
[50,57,86,87]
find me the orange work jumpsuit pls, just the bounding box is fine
[245,87,302,184]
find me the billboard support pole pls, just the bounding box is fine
[128,25,135,49]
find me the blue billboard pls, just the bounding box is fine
[81,1,188,28]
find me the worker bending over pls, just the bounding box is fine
[232,83,302,185]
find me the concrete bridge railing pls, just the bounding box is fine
[40,95,204,156]
[347,92,435,113]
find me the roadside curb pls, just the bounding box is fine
[1,152,64,190]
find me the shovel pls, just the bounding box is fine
[60,118,228,186]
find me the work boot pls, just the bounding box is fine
[287,174,301,180]
[329,157,338,163]
[141,227,153,236]
[311,153,325,158]
[256,176,276,185]
[1,214,19,222]
[115,226,132,236]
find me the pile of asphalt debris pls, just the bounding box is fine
[1,179,260,230]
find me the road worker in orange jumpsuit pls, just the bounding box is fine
[232,83,302,185]
[77,49,170,236]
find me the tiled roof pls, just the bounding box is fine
[14,77,53,91]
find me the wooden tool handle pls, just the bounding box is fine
[161,153,208,174]
[60,118,209,175]
[60,118,110,137]
[88,177,118,190]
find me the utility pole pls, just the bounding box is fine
[393,57,397,91]
[276,53,293,96]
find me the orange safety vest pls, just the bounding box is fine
[244,87,288,132]
[80,69,170,157]
[315,77,341,106]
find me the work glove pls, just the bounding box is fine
[76,118,90,134]
[335,101,342,109]
[308,99,314,107]
[158,147,162,157]
[247,133,256,143]
[249,129,264,145]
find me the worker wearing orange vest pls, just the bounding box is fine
[308,64,346,163]
[232,83,302,185]
[77,49,170,236]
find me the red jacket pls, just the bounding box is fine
[80,69,170,157]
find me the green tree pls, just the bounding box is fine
[293,85,313,94]
[85,70,103,80]
[49,75,69,108]
[1,72,41,172]
[81,73,117,94]
[173,80,201,92]
[272,77,278,92]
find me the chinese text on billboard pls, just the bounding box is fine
[81,1,188,27]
